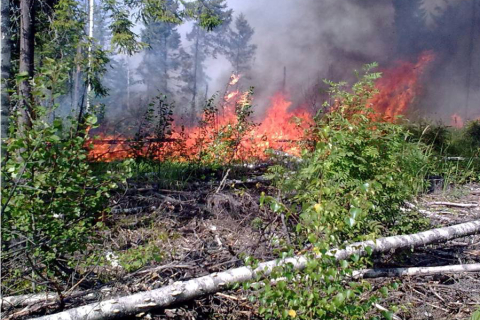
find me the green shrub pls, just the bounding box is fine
[465,120,480,148]
[118,241,164,272]
[255,64,429,320]
[1,67,118,295]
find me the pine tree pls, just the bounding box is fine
[223,13,256,75]
[180,0,232,122]
[101,56,133,113]
[137,15,182,99]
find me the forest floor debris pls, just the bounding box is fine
[3,171,480,320]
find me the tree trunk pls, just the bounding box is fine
[353,263,480,279]
[163,35,168,94]
[18,0,35,130]
[85,0,94,114]
[72,45,82,115]
[191,26,199,123]
[34,219,480,320]
[1,0,11,146]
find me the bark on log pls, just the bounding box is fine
[1,290,98,310]
[354,263,480,279]
[34,220,480,320]
[428,201,478,208]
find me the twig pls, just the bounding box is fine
[216,169,231,194]
[374,303,402,320]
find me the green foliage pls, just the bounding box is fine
[254,65,429,319]
[103,0,227,55]
[288,65,427,241]
[118,241,164,272]
[1,64,118,295]
[131,94,178,160]
[222,13,257,74]
[406,120,480,186]
[471,308,480,320]
[465,120,480,148]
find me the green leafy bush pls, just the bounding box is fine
[1,67,117,295]
[255,65,429,319]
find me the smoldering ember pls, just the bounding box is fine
[1,0,480,320]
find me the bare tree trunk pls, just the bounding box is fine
[191,26,199,123]
[34,219,480,320]
[354,263,480,279]
[72,45,82,114]
[1,0,11,146]
[85,0,94,114]
[18,0,35,131]
[126,56,130,111]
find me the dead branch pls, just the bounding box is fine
[428,202,479,208]
[111,206,156,215]
[353,263,480,279]
[34,219,480,320]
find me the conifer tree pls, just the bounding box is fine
[180,0,232,122]
[137,1,183,99]
[223,13,256,75]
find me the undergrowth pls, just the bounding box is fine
[252,64,431,320]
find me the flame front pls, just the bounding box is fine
[229,73,241,86]
[89,53,439,162]
[370,51,435,120]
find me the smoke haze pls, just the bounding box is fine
[204,0,480,122]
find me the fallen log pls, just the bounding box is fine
[353,263,480,279]
[1,292,60,309]
[34,220,480,320]
[428,201,479,208]
[1,290,98,310]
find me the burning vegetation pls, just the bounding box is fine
[5,1,480,320]
[88,52,437,163]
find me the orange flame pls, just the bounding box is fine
[225,91,240,101]
[229,73,241,86]
[450,113,464,128]
[370,51,435,120]
[89,53,437,162]
[88,92,312,162]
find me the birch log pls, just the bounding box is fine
[354,263,480,279]
[1,291,97,310]
[34,220,480,320]
[428,201,479,208]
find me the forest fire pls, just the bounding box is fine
[229,73,241,86]
[88,91,312,162]
[451,113,464,128]
[88,53,437,162]
[370,51,435,120]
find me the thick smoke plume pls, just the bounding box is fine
[100,0,480,130]
[210,0,480,123]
